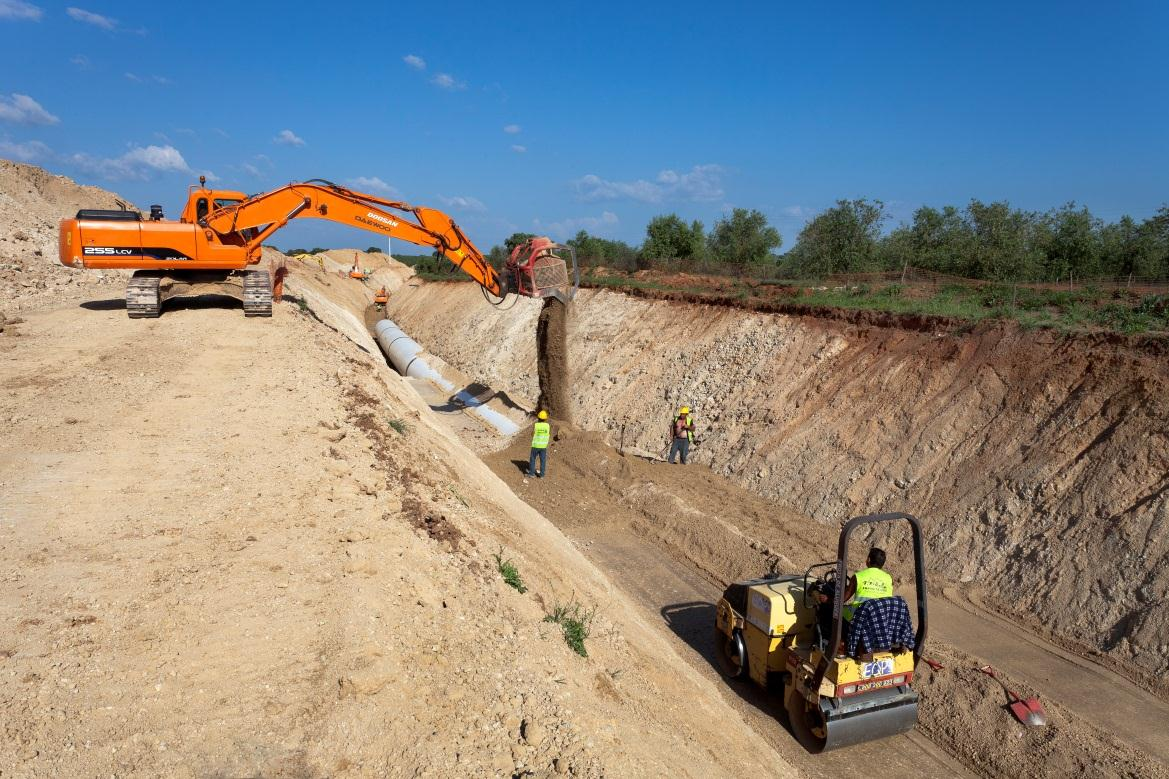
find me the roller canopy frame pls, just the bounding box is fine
[815,512,928,688]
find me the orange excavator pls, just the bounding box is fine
[59,177,578,317]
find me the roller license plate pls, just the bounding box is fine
[861,658,894,679]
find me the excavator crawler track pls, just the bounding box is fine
[243,270,273,317]
[126,274,161,318]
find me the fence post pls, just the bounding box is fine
[900,259,908,286]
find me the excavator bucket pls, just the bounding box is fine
[507,238,579,303]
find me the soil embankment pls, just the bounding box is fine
[387,282,1169,682]
[0,254,796,776]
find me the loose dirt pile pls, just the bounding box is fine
[536,298,573,423]
[0,159,133,313]
[484,430,1169,778]
[387,282,1169,682]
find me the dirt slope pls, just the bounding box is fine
[0,159,134,314]
[387,283,1169,681]
[0,294,797,777]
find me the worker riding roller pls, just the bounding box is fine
[714,513,927,752]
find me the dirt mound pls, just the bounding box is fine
[388,282,1169,682]
[0,159,134,312]
[536,299,573,423]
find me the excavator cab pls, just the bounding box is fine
[714,512,927,752]
[506,237,579,304]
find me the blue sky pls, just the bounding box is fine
[2,0,1167,253]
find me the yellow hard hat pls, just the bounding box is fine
[679,406,690,414]
[537,410,549,420]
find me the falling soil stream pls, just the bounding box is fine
[535,299,573,423]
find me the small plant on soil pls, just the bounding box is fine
[449,484,469,507]
[386,418,409,435]
[493,549,527,594]
[545,600,596,658]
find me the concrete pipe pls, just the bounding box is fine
[373,318,519,437]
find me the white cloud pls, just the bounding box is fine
[0,1,42,21]
[403,54,426,70]
[125,72,169,85]
[437,195,486,213]
[535,210,619,239]
[0,138,51,161]
[68,143,193,180]
[0,93,59,125]
[781,205,811,218]
[66,6,115,29]
[572,164,725,204]
[273,129,305,147]
[503,124,521,134]
[430,72,466,90]
[69,53,89,68]
[510,144,527,153]
[346,176,398,196]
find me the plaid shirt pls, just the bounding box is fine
[846,595,915,657]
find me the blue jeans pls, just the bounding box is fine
[668,438,690,464]
[529,447,547,477]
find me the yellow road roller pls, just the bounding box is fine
[714,512,927,751]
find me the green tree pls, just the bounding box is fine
[567,230,639,270]
[787,199,885,276]
[707,208,782,264]
[1042,202,1101,280]
[365,246,383,254]
[903,205,975,275]
[642,214,705,261]
[964,200,1045,281]
[504,232,536,255]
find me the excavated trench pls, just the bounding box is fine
[380,279,1169,774]
[387,282,1169,687]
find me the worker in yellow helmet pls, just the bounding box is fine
[668,405,695,464]
[529,410,551,478]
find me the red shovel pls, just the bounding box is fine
[977,665,1047,727]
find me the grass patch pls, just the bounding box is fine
[544,600,596,658]
[449,484,469,508]
[493,549,527,594]
[386,418,409,435]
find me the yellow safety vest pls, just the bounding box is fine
[673,413,694,442]
[531,421,550,449]
[843,567,893,621]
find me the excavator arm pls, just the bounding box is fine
[202,179,505,297]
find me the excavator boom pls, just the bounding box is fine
[202,180,503,296]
